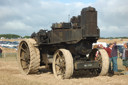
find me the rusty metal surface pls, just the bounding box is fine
[49,29,82,44]
[81,7,99,38]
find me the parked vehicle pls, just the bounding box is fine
[17,6,109,79]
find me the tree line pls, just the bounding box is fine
[0,34,30,39]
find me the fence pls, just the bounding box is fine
[0,53,17,61]
[1,53,17,58]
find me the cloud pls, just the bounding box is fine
[0,0,128,37]
[95,0,128,37]
[0,0,90,36]
[2,21,32,30]
[0,20,34,35]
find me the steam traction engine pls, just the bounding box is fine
[17,6,109,79]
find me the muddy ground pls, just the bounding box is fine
[0,57,128,85]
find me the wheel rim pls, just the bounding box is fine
[53,49,74,79]
[19,41,30,73]
[94,50,102,75]
[55,50,66,79]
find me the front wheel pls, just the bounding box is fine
[52,49,74,79]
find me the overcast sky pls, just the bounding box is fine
[0,0,128,37]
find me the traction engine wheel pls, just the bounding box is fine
[89,49,109,76]
[17,39,40,74]
[52,49,74,79]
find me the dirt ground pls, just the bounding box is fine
[0,56,128,85]
[0,39,128,85]
[98,39,128,44]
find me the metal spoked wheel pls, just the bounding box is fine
[17,39,40,74]
[89,48,109,76]
[52,49,74,79]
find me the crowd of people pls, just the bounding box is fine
[95,42,128,75]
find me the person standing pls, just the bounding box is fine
[0,47,2,58]
[122,43,128,75]
[111,42,119,75]
[105,43,113,73]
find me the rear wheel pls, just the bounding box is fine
[17,39,40,74]
[52,49,74,79]
[89,49,109,76]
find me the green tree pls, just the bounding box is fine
[23,36,30,38]
[0,34,21,39]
